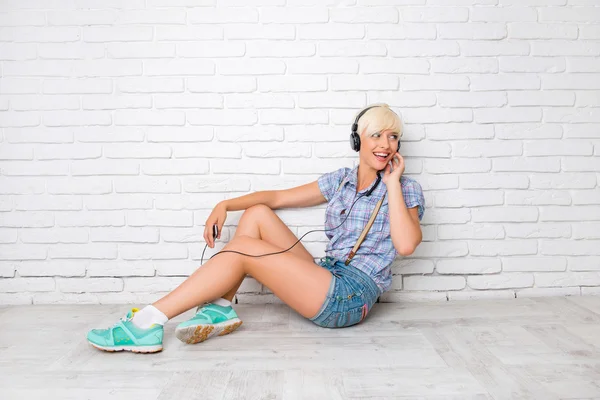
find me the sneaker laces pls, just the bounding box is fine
[98,309,135,330]
[195,303,210,314]
[116,309,136,325]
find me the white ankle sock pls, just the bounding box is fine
[131,305,169,329]
[212,297,232,307]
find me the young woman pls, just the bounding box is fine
[87,104,425,353]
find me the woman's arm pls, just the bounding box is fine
[220,190,278,212]
[220,181,327,211]
[386,181,422,256]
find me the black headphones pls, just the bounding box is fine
[350,105,401,152]
[364,171,381,197]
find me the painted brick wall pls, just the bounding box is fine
[1,1,599,305]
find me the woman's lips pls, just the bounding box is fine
[374,153,389,162]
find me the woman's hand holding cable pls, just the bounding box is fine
[204,202,227,248]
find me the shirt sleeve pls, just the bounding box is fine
[401,178,425,221]
[317,167,347,202]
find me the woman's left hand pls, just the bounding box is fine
[382,151,405,186]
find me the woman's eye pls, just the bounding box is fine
[372,132,398,140]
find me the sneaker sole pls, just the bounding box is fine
[175,318,243,345]
[88,341,163,353]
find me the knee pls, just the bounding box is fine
[240,204,273,222]
[223,235,259,268]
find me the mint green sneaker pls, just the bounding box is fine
[175,303,243,344]
[87,308,164,353]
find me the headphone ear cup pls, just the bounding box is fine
[350,132,361,152]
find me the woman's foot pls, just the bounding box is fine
[176,303,243,344]
[87,308,164,353]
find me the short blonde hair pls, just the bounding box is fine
[355,103,403,138]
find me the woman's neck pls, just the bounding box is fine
[356,164,379,192]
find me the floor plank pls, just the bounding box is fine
[0,296,599,399]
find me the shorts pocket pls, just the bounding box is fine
[330,274,365,300]
[323,303,369,329]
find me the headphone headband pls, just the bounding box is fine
[352,106,379,135]
[349,105,401,153]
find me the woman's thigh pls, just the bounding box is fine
[235,204,314,264]
[227,235,333,319]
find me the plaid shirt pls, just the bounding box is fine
[318,165,425,294]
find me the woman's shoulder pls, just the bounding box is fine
[336,166,352,176]
[400,175,423,192]
[318,166,353,202]
[329,166,352,184]
[399,175,426,220]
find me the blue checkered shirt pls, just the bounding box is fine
[318,165,425,294]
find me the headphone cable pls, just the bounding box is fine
[200,189,380,265]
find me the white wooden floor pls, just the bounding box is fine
[0,296,599,400]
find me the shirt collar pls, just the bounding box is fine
[347,165,359,187]
[347,164,383,195]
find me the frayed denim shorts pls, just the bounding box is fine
[309,256,381,329]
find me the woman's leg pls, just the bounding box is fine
[153,234,332,320]
[220,204,315,302]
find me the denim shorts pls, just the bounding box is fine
[309,256,381,329]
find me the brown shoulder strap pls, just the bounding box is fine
[345,192,386,266]
[334,174,386,266]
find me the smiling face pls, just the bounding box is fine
[360,129,400,171]
[356,105,403,172]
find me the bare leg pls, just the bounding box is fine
[153,234,332,320]
[220,204,315,302]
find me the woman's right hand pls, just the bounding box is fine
[204,202,227,248]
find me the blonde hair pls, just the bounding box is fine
[355,103,403,138]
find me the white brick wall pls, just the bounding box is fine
[1,1,599,306]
